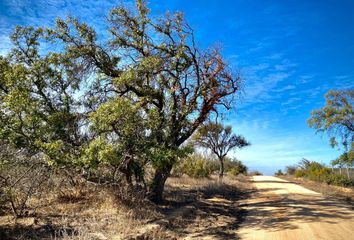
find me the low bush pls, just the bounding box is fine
[181,154,213,178]
[291,159,354,187]
[294,169,306,177]
[249,170,262,176]
[323,173,354,187]
[285,165,296,175]
[226,159,248,176]
[0,146,53,218]
[275,169,284,176]
[228,167,242,176]
[172,154,248,178]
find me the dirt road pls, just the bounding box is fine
[237,176,354,240]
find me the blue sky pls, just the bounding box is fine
[1,0,353,174]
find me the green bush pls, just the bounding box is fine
[181,154,213,178]
[229,167,242,176]
[205,158,220,173]
[323,173,353,187]
[226,159,248,176]
[173,155,249,178]
[306,163,332,182]
[294,169,306,177]
[249,170,262,176]
[293,159,354,187]
[285,165,296,175]
[275,169,284,176]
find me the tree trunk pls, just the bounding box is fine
[219,158,224,179]
[347,167,350,178]
[149,167,171,203]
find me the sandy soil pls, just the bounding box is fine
[237,176,354,240]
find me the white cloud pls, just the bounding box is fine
[272,84,296,92]
[281,97,301,106]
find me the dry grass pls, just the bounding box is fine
[0,174,250,240]
[0,182,163,240]
[160,174,250,239]
[281,175,354,206]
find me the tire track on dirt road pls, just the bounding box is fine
[237,176,354,240]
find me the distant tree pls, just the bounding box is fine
[275,169,284,176]
[331,157,345,175]
[308,89,353,154]
[249,170,262,176]
[285,165,296,175]
[331,148,354,178]
[194,122,250,179]
[298,158,311,170]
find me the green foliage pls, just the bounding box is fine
[249,171,263,176]
[323,173,353,187]
[294,159,354,187]
[333,149,354,168]
[181,154,213,178]
[0,0,242,201]
[275,169,284,176]
[194,122,250,178]
[0,26,85,166]
[308,89,353,151]
[226,159,248,176]
[194,123,250,158]
[294,169,306,178]
[285,165,296,175]
[306,162,332,182]
[80,137,121,168]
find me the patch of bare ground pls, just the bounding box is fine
[156,175,251,239]
[280,176,354,207]
[238,176,354,240]
[0,175,250,240]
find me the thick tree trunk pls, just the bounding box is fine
[149,167,171,203]
[219,158,224,179]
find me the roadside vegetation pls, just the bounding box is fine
[306,89,353,185]
[173,153,248,178]
[275,89,353,201]
[0,1,253,238]
[282,158,354,187]
[0,143,249,239]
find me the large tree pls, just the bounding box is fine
[194,122,250,178]
[0,0,241,202]
[308,90,354,169]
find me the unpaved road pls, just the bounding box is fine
[237,176,354,240]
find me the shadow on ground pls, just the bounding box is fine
[240,181,354,232]
[0,222,74,240]
[157,181,253,239]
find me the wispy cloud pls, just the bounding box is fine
[272,84,296,92]
[281,97,301,106]
[0,0,119,56]
[228,118,340,174]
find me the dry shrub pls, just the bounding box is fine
[0,148,54,218]
[55,181,91,204]
[49,184,158,240]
